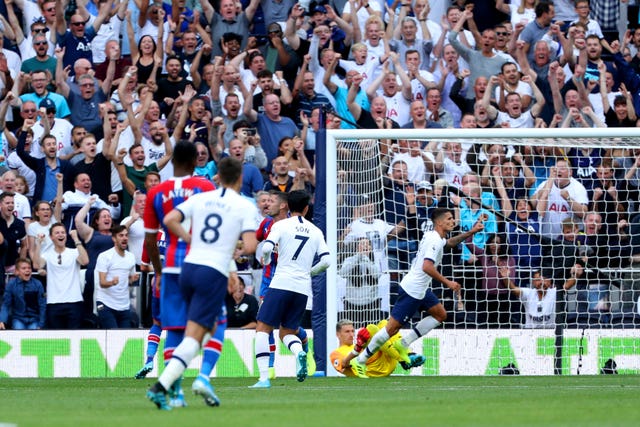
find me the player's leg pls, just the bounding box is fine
[252,290,282,387]
[193,311,226,407]
[252,321,275,387]
[399,292,444,348]
[148,265,225,409]
[278,291,309,382]
[296,325,316,375]
[267,331,276,379]
[136,279,162,378]
[136,320,161,379]
[356,288,420,366]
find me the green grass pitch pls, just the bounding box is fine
[1,376,639,427]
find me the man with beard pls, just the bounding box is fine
[292,65,331,128]
[20,34,56,78]
[17,70,71,119]
[251,69,292,114]
[173,91,208,145]
[30,99,73,158]
[154,56,190,116]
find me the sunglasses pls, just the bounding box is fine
[71,21,86,27]
[34,41,48,46]
[496,32,511,36]
[23,109,36,113]
[44,7,55,12]
[33,28,48,33]
[57,254,62,265]
[46,108,56,114]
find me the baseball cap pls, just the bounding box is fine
[416,181,433,192]
[313,5,327,13]
[39,98,56,111]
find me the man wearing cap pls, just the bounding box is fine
[18,70,72,120]
[201,0,261,57]
[20,34,56,79]
[30,98,73,158]
[9,12,55,62]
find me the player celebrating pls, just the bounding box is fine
[251,190,330,388]
[147,157,258,410]
[347,208,484,377]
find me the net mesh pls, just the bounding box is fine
[329,130,640,374]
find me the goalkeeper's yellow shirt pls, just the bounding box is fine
[330,343,398,378]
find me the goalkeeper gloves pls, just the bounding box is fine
[354,328,371,353]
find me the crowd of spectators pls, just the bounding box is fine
[0,0,639,330]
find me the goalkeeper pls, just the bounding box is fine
[330,319,425,377]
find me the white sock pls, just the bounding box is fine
[357,327,390,364]
[401,316,441,348]
[282,334,303,357]
[158,336,200,390]
[254,331,270,381]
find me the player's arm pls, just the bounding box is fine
[144,231,163,274]
[241,230,258,256]
[445,216,485,248]
[311,236,331,276]
[163,209,191,244]
[422,259,459,291]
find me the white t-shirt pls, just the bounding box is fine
[265,215,330,296]
[31,119,73,158]
[96,247,136,311]
[177,187,258,275]
[496,110,535,128]
[400,230,446,300]
[42,248,83,304]
[520,287,557,329]
[441,156,472,189]
[28,219,56,256]
[383,92,411,124]
[120,216,144,265]
[342,1,383,36]
[535,178,589,238]
[10,192,32,221]
[344,218,394,273]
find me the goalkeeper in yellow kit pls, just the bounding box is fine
[330,319,425,377]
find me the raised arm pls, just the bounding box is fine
[54,47,71,98]
[74,196,97,242]
[155,126,174,171]
[524,74,545,118]
[284,4,305,51]
[243,81,259,122]
[482,76,499,120]
[244,0,261,23]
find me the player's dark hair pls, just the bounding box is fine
[217,157,243,186]
[172,140,198,170]
[431,207,451,222]
[111,225,127,236]
[269,190,288,206]
[286,190,311,214]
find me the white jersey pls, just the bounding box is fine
[534,178,588,238]
[520,287,557,329]
[177,187,258,276]
[441,156,472,189]
[31,119,73,158]
[496,110,535,128]
[383,92,411,123]
[95,247,136,311]
[400,230,446,300]
[344,218,393,273]
[265,215,330,296]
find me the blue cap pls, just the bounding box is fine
[39,98,56,111]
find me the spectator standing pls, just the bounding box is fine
[0,258,46,330]
[32,224,88,329]
[95,225,139,328]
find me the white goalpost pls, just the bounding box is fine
[324,127,640,376]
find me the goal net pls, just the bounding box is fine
[324,127,640,376]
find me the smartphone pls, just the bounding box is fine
[245,128,257,136]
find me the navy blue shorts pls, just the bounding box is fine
[391,287,440,327]
[179,263,227,330]
[257,288,307,330]
[161,272,187,329]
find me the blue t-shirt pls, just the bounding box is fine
[58,26,97,73]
